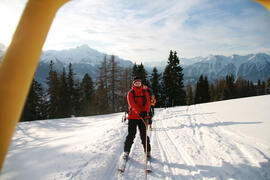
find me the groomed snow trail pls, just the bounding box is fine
[1,96,270,180]
[118,101,270,179]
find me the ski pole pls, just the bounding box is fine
[145,118,148,180]
[135,111,149,180]
[138,116,149,180]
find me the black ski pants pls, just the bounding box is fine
[149,106,154,124]
[124,119,151,153]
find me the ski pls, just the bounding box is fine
[118,156,128,173]
[147,159,152,173]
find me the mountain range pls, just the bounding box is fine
[183,53,270,84]
[35,45,133,84]
[0,45,270,86]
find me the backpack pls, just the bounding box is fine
[130,89,147,106]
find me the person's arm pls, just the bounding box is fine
[153,98,157,105]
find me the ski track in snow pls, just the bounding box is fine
[1,96,270,180]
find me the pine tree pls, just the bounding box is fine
[73,79,81,116]
[80,73,94,116]
[162,51,173,104]
[262,81,266,95]
[185,83,194,105]
[58,67,70,118]
[20,79,46,121]
[203,76,210,102]
[224,75,235,99]
[194,75,210,103]
[150,67,161,106]
[137,63,149,85]
[209,84,216,102]
[266,78,270,94]
[132,63,138,79]
[215,78,226,100]
[195,75,204,104]
[67,63,75,115]
[35,81,48,119]
[247,81,256,96]
[47,61,59,119]
[162,50,186,106]
[257,80,265,95]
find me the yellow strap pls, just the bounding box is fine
[0,0,69,171]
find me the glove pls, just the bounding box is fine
[139,111,147,119]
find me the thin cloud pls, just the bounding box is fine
[0,0,270,62]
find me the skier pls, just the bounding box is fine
[122,77,151,161]
[149,95,156,130]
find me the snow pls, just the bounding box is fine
[1,95,270,180]
[183,53,270,81]
[39,45,133,68]
[40,45,105,65]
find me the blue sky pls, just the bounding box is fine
[0,0,269,63]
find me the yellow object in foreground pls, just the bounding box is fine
[255,0,270,11]
[0,0,69,171]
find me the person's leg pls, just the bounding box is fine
[138,120,151,153]
[151,106,154,116]
[124,119,137,153]
[148,117,152,129]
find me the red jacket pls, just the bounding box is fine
[127,85,151,120]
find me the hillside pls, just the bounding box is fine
[1,95,270,179]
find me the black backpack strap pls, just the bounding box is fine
[142,89,146,106]
[131,89,136,104]
[130,89,147,106]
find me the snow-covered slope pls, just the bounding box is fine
[1,95,270,180]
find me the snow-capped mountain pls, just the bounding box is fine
[143,56,205,73]
[182,53,270,84]
[35,45,133,84]
[1,43,269,85]
[180,56,206,67]
[237,53,270,82]
[40,44,132,67]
